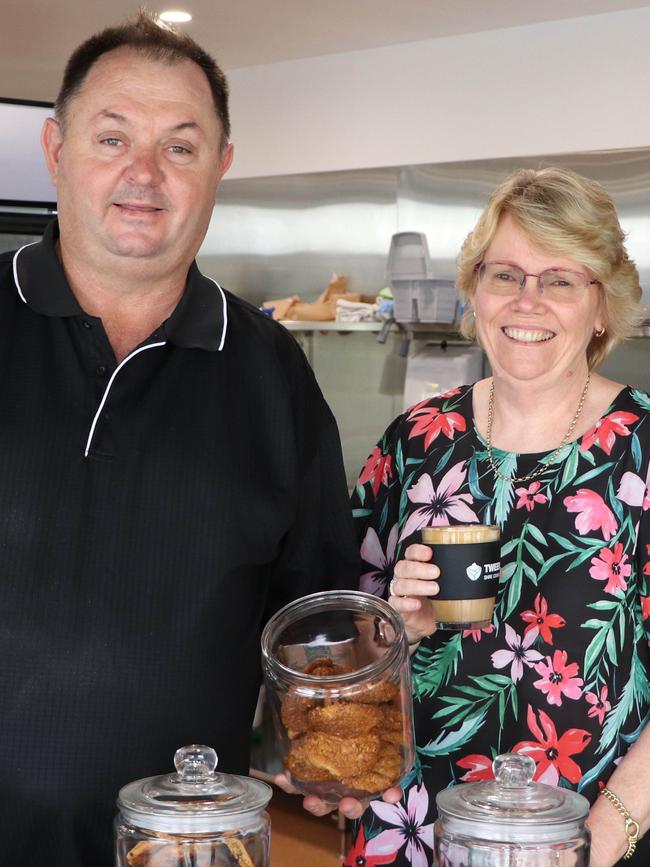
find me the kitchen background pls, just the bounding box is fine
[195,147,650,486]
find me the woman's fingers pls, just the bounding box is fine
[302,794,337,817]
[381,786,403,804]
[391,557,440,599]
[274,772,298,794]
[404,543,434,562]
[337,796,368,820]
[279,778,403,821]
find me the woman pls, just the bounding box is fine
[347,168,650,866]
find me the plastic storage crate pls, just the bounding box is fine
[387,232,459,324]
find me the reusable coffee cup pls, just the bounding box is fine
[421,524,500,630]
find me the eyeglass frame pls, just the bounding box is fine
[474,260,600,298]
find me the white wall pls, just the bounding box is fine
[226,7,650,179]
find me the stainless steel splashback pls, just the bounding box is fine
[198,148,650,307]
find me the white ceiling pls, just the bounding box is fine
[2,0,649,102]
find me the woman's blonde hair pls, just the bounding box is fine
[456,167,641,368]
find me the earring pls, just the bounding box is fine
[594,327,605,337]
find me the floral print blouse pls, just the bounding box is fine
[346,384,650,867]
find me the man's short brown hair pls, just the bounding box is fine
[55,11,230,144]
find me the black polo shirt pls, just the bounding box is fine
[0,221,360,866]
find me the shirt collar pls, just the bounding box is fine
[12,219,228,352]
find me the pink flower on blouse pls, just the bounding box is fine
[641,595,650,620]
[616,461,650,511]
[589,542,631,596]
[515,481,548,512]
[491,624,543,683]
[456,754,494,782]
[399,460,479,541]
[369,783,434,867]
[580,410,639,455]
[585,685,611,725]
[462,624,495,643]
[533,650,583,706]
[513,705,591,785]
[358,447,393,497]
[520,593,566,645]
[563,488,617,540]
[406,404,466,451]
[360,524,399,596]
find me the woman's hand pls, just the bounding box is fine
[274,772,402,819]
[389,543,439,645]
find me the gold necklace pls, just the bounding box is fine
[485,374,591,484]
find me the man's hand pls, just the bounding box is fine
[274,772,402,819]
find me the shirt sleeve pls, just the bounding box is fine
[350,413,405,600]
[262,335,361,621]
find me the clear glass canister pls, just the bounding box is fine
[115,744,272,867]
[261,590,415,803]
[434,753,591,866]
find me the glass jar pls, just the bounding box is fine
[434,753,591,866]
[261,589,415,803]
[115,744,272,867]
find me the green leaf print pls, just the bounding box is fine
[493,459,517,524]
[608,477,624,522]
[572,462,615,487]
[631,389,650,412]
[467,454,491,502]
[526,523,548,547]
[538,551,572,579]
[598,651,650,754]
[497,522,547,618]
[582,619,611,685]
[578,743,620,793]
[523,540,545,566]
[422,676,518,757]
[433,443,456,477]
[352,508,372,519]
[419,716,485,757]
[398,468,419,532]
[378,497,390,535]
[433,674,515,725]
[558,442,580,491]
[395,438,405,482]
[412,633,463,700]
[631,432,642,472]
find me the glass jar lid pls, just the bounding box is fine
[436,753,590,844]
[117,745,272,834]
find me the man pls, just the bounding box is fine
[0,14,359,865]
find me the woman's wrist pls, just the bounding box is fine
[599,787,641,861]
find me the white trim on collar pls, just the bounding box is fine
[84,340,167,458]
[206,277,228,352]
[12,242,40,305]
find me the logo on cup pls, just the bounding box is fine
[466,562,482,582]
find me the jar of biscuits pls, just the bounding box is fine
[261,590,415,803]
[115,744,272,866]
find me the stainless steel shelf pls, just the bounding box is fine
[280,320,384,332]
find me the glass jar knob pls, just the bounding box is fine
[492,753,536,788]
[174,745,218,782]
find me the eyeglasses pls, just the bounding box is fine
[476,260,599,303]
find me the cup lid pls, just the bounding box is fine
[117,745,272,834]
[436,753,589,843]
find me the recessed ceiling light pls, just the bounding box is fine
[159,10,192,23]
